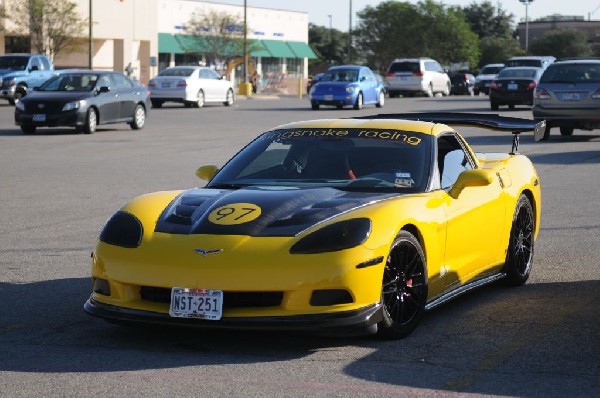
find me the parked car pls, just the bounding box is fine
[309,65,385,110]
[148,66,234,108]
[449,72,476,95]
[0,54,55,105]
[374,73,389,96]
[84,113,542,339]
[474,63,504,95]
[533,58,600,140]
[306,73,323,94]
[505,56,555,70]
[14,70,150,135]
[489,67,545,110]
[385,57,450,97]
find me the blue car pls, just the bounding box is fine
[309,65,385,110]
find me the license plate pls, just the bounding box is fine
[32,114,46,122]
[161,82,171,88]
[560,92,581,101]
[169,288,223,320]
[508,83,518,90]
[324,95,333,101]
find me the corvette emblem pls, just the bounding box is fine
[194,248,223,256]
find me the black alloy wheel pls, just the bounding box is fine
[503,194,534,286]
[378,230,428,339]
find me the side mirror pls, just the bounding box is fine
[98,86,110,93]
[196,165,219,182]
[449,169,494,199]
[533,120,547,142]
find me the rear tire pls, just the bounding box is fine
[377,231,427,339]
[490,100,499,111]
[560,127,574,136]
[503,195,535,286]
[223,89,234,106]
[425,84,433,98]
[129,104,146,130]
[151,100,163,108]
[376,91,385,108]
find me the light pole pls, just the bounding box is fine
[88,0,93,69]
[328,14,332,64]
[348,0,352,64]
[519,0,534,52]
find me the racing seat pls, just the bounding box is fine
[302,148,354,179]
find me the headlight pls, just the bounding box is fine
[346,86,356,93]
[99,211,143,248]
[290,218,371,254]
[309,85,316,96]
[15,101,25,111]
[62,100,85,112]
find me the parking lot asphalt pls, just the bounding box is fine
[0,95,598,397]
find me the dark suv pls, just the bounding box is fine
[533,59,600,140]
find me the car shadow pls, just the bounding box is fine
[1,277,597,397]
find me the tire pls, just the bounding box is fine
[151,100,163,108]
[223,89,234,106]
[21,125,36,134]
[83,108,97,134]
[376,91,385,108]
[490,100,499,111]
[508,104,515,110]
[195,89,205,108]
[377,230,428,339]
[442,82,451,96]
[560,127,574,136]
[311,102,319,110]
[425,84,433,98]
[473,89,480,96]
[538,123,551,141]
[8,99,15,106]
[353,92,363,110]
[336,105,343,109]
[503,194,535,286]
[129,104,146,130]
[14,85,27,101]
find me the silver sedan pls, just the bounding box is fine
[148,66,235,108]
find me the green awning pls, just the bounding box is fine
[249,40,272,58]
[158,33,184,54]
[158,33,209,54]
[259,40,296,58]
[286,41,318,59]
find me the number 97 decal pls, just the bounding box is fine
[208,203,262,225]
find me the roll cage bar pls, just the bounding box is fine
[351,113,547,154]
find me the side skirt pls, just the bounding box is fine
[425,273,506,311]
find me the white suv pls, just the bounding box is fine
[385,58,450,97]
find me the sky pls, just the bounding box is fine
[205,0,600,31]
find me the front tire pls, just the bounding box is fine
[21,125,36,134]
[14,85,27,101]
[195,89,205,108]
[424,84,434,98]
[311,102,319,110]
[503,195,534,286]
[83,108,97,134]
[560,127,574,136]
[129,104,146,130]
[377,231,428,339]
[353,92,363,110]
[490,100,499,111]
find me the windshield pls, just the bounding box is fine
[158,68,194,77]
[540,63,600,84]
[480,66,503,75]
[506,59,542,68]
[321,69,359,82]
[0,56,29,71]
[39,74,100,91]
[497,69,537,79]
[208,128,432,193]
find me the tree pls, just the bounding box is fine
[462,1,514,39]
[180,10,247,65]
[308,23,348,71]
[479,36,525,67]
[353,1,479,73]
[529,29,593,58]
[8,0,87,61]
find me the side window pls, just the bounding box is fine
[200,69,217,79]
[29,57,41,71]
[434,62,444,73]
[111,73,133,89]
[40,57,51,70]
[207,69,220,79]
[96,75,112,88]
[424,61,434,72]
[437,134,473,190]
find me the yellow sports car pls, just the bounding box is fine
[85,113,544,338]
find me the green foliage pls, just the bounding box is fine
[308,23,349,70]
[353,1,479,72]
[8,0,87,60]
[529,29,593,58]
[462,1,514,39]
[479,36,525,67]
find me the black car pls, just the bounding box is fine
[15,70,150,134]
[449,72,475,95]
[489,67,544,110]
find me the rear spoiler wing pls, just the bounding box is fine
[351,113,547,153]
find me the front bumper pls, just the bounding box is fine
[0,86,16,100]
[15,109,85,127]
[84,297,383,335]
[310,94,357,107]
